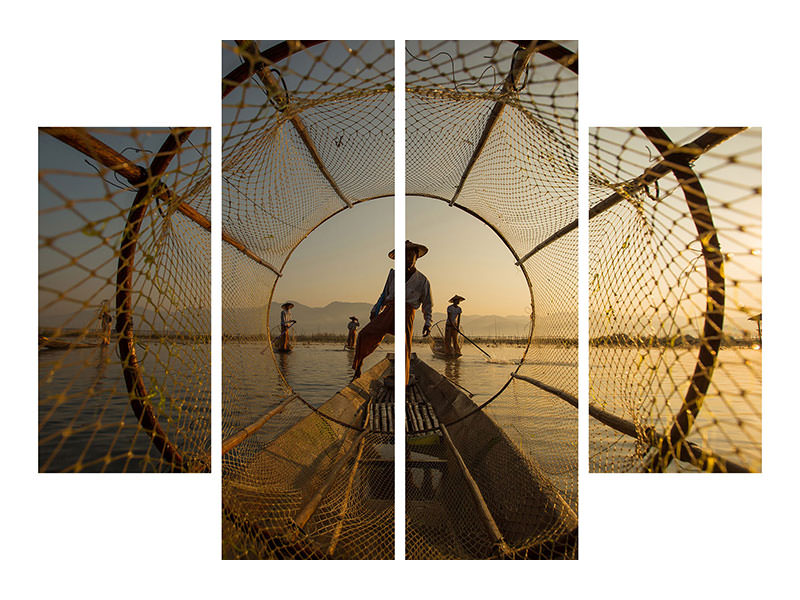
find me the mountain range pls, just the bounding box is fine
[42,300,758,339]
[223,301,535,337]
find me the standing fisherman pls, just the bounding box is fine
[351,240,432,383]
[444,295,464,356]
[345,317,359,349]
[99,300,113,345]
[278,302,296,352]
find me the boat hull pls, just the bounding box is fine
[223,357,394,559]
[407,357,577,559]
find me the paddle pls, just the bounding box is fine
[456,328,492,359]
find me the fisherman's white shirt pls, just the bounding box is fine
[446,304,462,328]
[374,268,433,327]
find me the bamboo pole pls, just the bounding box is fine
[222,40,324,99]
[41,127,216,234]
[438,422,512,557]
[587,396,749,473]
[510,373,578,409]
[509,371,749,472]
[509,40,578,74]
[515,127,746,265]
[236,40,352,209]
[222,394,299,454]
[42,127,281,279]
[449,41,537,206]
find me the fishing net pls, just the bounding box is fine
[588,127,762,473]
[406,41,578,558]
[221,40,396,559]
[38,127,211,473]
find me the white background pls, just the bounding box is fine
[3,1,796,598]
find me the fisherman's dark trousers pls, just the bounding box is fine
[444,324,460,355]
[352,301,414,384]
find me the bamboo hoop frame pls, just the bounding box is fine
[639,127,728,473]
[115,128,196,471]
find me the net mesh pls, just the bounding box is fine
[221,40,396,559]
[221,40,579,559]
[38,127,211,473]
[406,40,578,558]
[588,127,762,473]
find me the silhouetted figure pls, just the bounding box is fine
[352,240,432,383]
[345,316,359,349]
[277,302,296,352]
[99,301,113,345]
[444,295,464,356]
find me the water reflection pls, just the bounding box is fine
[589,347,762,471]
[443,356,461,386]
[39,343,210,472]
[91,344,111,388]
[277,350,290,381]
[266,342,387,405]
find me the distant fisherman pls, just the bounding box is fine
[278,302,296,352]
[351,240,432,383]
[444,295,464,356]
[99,301,113,345]
[345,316,359,349]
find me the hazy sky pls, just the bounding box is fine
[406,195,531,316]
[270,195,532,317]
[272,197,394,307]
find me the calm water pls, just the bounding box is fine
[223,340,388,444]
[415,340,526,396]
[39,343,210,472]
[223,339,578,499]
[590,347,762,471]
[225,339,530,415]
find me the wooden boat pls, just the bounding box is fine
[272,335,294,353]
[406,355,577,559]
[428,335,461,359]
[222,356,395,559]
[222,353,576,559]
[39,336,103,351]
